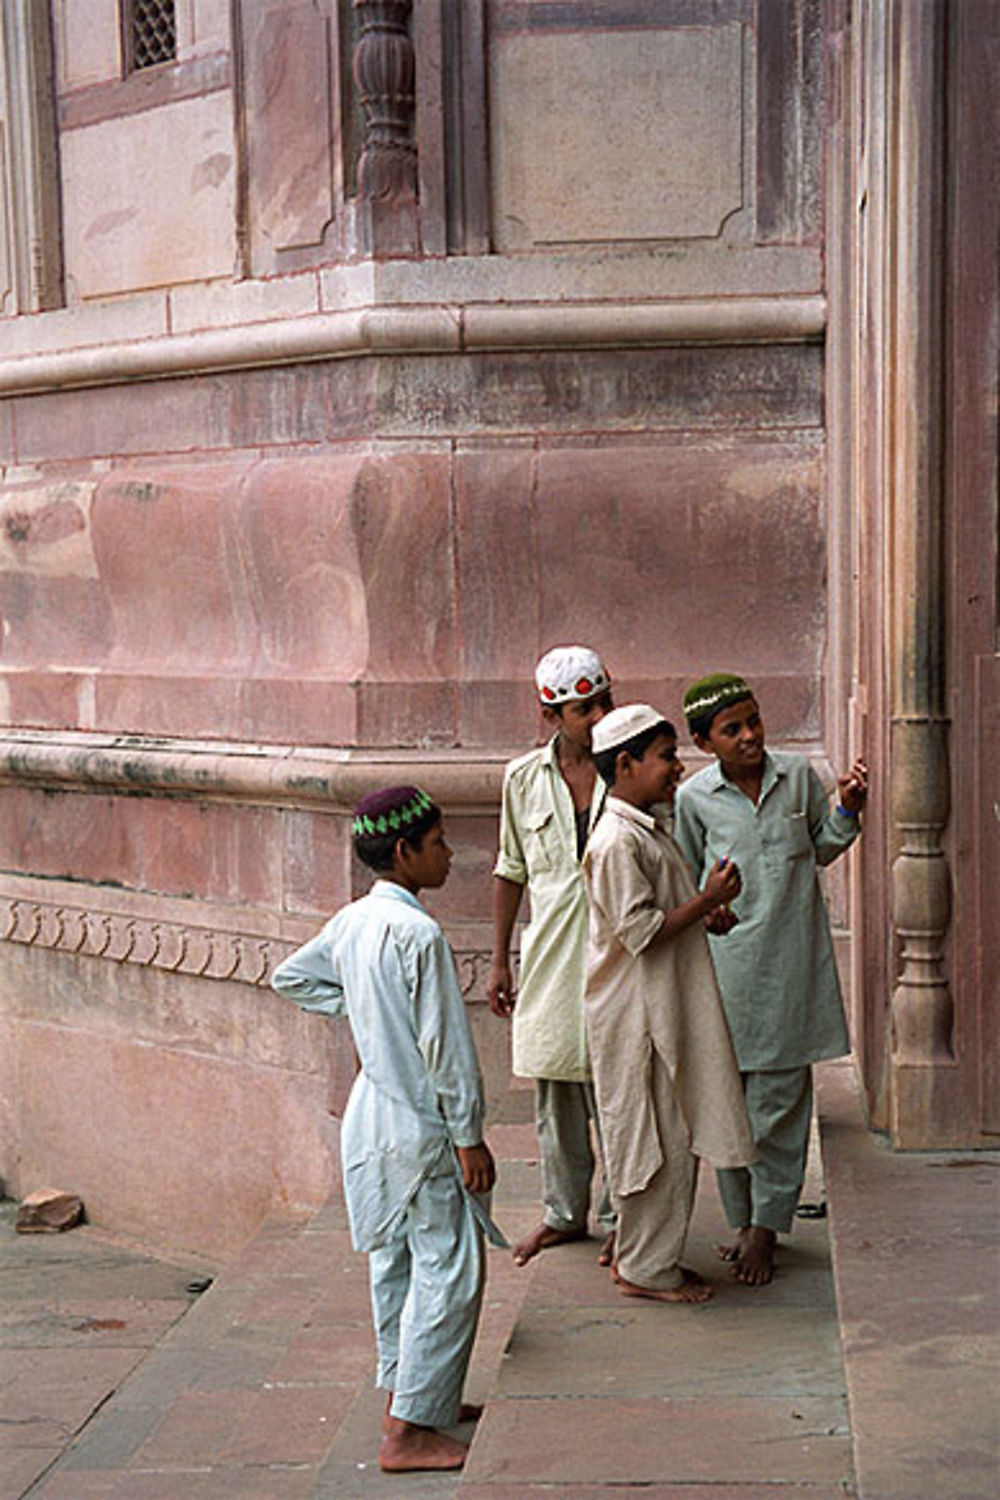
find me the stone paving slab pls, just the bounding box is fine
[817,1060,1000,1500]
[0,1203,211,1500]
[464,1394,853,1487]
[458,1486,855,1499]
[496,1299,849,1398]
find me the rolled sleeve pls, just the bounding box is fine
[808,767,861,866]
[493,769,528,885]
[588,832,665,958]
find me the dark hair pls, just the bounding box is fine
[354,802,442,872]
[686,694,754,741]
[594,720,676,787]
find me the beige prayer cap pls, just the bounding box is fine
[535,646,611,705]
[591,703,668,756]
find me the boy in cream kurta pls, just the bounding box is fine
[490,646,616,1267]
[584,705,754,1303]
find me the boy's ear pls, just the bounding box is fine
[615,748,633,780]
[692,731,711,753]
[540,704,562,731]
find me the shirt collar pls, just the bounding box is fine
[370,878,427,913]
[704,748,782,796]
[543,735,608,818]
[606,795,671,834]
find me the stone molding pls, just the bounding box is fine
[0,294,825,397]
[0,869,492,999]
[0,730,506,810]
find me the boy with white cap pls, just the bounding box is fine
[584,705,754,1302]
[489,645,616,1266]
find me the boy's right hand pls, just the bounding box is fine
[488,961,516,1018]
[704,857,742,908]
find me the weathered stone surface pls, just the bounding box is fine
[491,23,745,248]
[14,1025,333,1258]
[60,94,236,297]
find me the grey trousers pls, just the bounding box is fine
[716,1065,813,1236]
[536,1078,616,1235]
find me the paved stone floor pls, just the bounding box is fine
[0,1060,996,1500]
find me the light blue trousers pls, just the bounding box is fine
[368,1169,486,1429]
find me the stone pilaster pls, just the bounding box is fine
[353,0,419,255]
[886,0,954,1144]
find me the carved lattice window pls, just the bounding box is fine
[126,0,177,72]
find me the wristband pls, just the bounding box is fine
[836,804,859,819]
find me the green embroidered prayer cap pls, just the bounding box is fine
[352,785,436,840]
[683,672,754,730]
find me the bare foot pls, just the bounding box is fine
[383,1397,482,1433]
[379,1417,468,1473]
[730,1225,776,1286]
[718,1239,741,1263]
[598,1231,616,1267]
[614,1266,714,1304]
[512,1222,587,1266]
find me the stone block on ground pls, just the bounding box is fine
[16,1188,85,1233]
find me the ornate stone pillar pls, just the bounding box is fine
[886,0,954,1143]
[353,0,420,255]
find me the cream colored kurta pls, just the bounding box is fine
[494,738,606,1081]
[583,798,754,1198]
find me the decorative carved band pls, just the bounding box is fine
[1,893,278,987]
[0,885,491,1001]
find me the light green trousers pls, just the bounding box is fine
[716,1065,813,1236]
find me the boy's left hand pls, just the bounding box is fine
[458,1142,496,1195]
[837,758,869,814]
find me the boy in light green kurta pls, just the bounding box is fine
[674,673,868,1286]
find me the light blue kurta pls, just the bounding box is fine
[271,879,498,1253]
[674,751,860,1071]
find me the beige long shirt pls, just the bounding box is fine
[583,797,754,1196]
[494,738,606,1081]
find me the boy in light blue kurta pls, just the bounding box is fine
[674,675,868,1287]
[271,785,504,1475]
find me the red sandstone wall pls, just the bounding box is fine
[0,0,855,1253]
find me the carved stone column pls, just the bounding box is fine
[353,0,419,255]
[886,0,954,1144]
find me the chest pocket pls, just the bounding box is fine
[783,810,813,858]
[522,806,562,874]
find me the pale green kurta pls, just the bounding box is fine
[583,797,754,1196]
[494,738,606,1081]
[674,751,860,1071]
